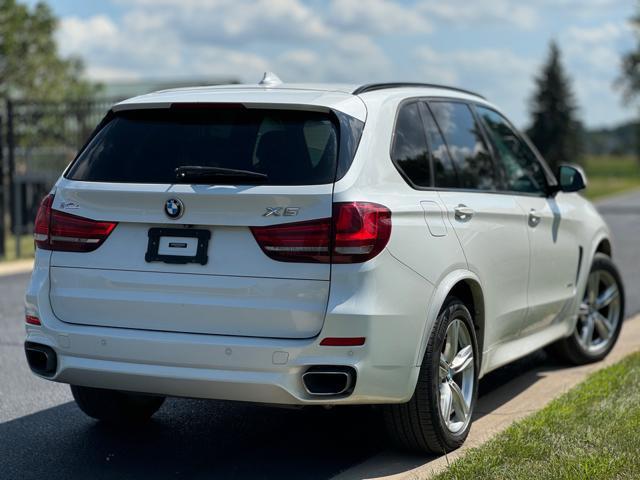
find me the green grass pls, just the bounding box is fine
[583,155,640,200]
[1,233,34,262]
[434,352,640,480]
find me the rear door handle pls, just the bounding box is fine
[454,204,474,221]
[528,209,541,227]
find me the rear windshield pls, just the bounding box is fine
[66,107,359,185]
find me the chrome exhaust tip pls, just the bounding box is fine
[24,342,57,377]
[302,366,356,396]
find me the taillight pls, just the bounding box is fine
[33,194,53,249]
[331,202,392,263]
[33,194,117,252]
[250,217,332,263]
[251,202,391,264]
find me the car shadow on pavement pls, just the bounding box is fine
[474,348,563,418]
[0,349,587,480]
[0,397,386,480]
[329,349,574,480]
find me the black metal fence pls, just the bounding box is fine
[1,98,120,258]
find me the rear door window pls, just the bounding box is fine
[66,108,342,185]
[420,103,459,188]
[391,102,431,188]
[428,101,498,191]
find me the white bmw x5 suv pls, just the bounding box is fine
[24,77,624,453]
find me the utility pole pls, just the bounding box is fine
[6,99,18,258]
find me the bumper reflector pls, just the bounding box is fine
[320,337,366,346]
[25,315,41,326]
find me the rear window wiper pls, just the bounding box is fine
[175,166,268,184]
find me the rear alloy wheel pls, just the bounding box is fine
[71,385,165,423]
[438,319,475,435]
[549,253,625,365]
[384,297,478,453]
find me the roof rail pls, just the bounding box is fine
[352,82,485,99]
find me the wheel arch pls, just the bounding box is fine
[415,269,485,370]
[579,230,613,290]
[595,237,612,258]
[448,279,485,358]
[589,227,612,260]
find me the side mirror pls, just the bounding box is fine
[557,164,587,193]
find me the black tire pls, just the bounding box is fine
[548,253,625,365]
[71,385,165,423]
[384,297,479,454]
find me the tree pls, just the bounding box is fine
[0,0,101,257]
[0,0,99,101]
[620,6,640,100]
[527,41,583,172]
[619,3,640,161]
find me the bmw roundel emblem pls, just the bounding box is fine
[164,198,184,219]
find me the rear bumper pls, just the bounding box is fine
[25,321,419,405]
[25,249,432,405]
[26,331,419,405]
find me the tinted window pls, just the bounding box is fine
[67,108,341,185]
[391,102,431,187]
[429,102,498,190]
[476,106,547,194]
[422,104,458,188]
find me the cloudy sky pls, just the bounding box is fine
[27,0,636,128]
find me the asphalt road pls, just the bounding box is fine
[1,191,638,480]
[595,190,640,316]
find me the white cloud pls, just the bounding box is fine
[414,47,536,125]
[85,66,142,82]
[418,0,538,30]
[56,5,394,85]
[274,49,319,80]
[561,21,629,86]
[566,21,630,45]
[414,47,535,91]
[328,0,431,34]
[559,21,632,125]
[57,13,270,81]
[322,34,393,82]
[52,0,635,127]
[56,0,427,86]
[537,0,629,18]
[57,15,119,54]
[410,47,458,84]
[114,0,331,45]
[273,34,393,83]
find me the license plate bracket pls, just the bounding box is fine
[145,228,211,265]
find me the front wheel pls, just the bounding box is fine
[71,385,165,423]
[384,297,478,453]
[549,253,625,365]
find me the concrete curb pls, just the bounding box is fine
[0,259,33,278]
[333,314,640,480]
